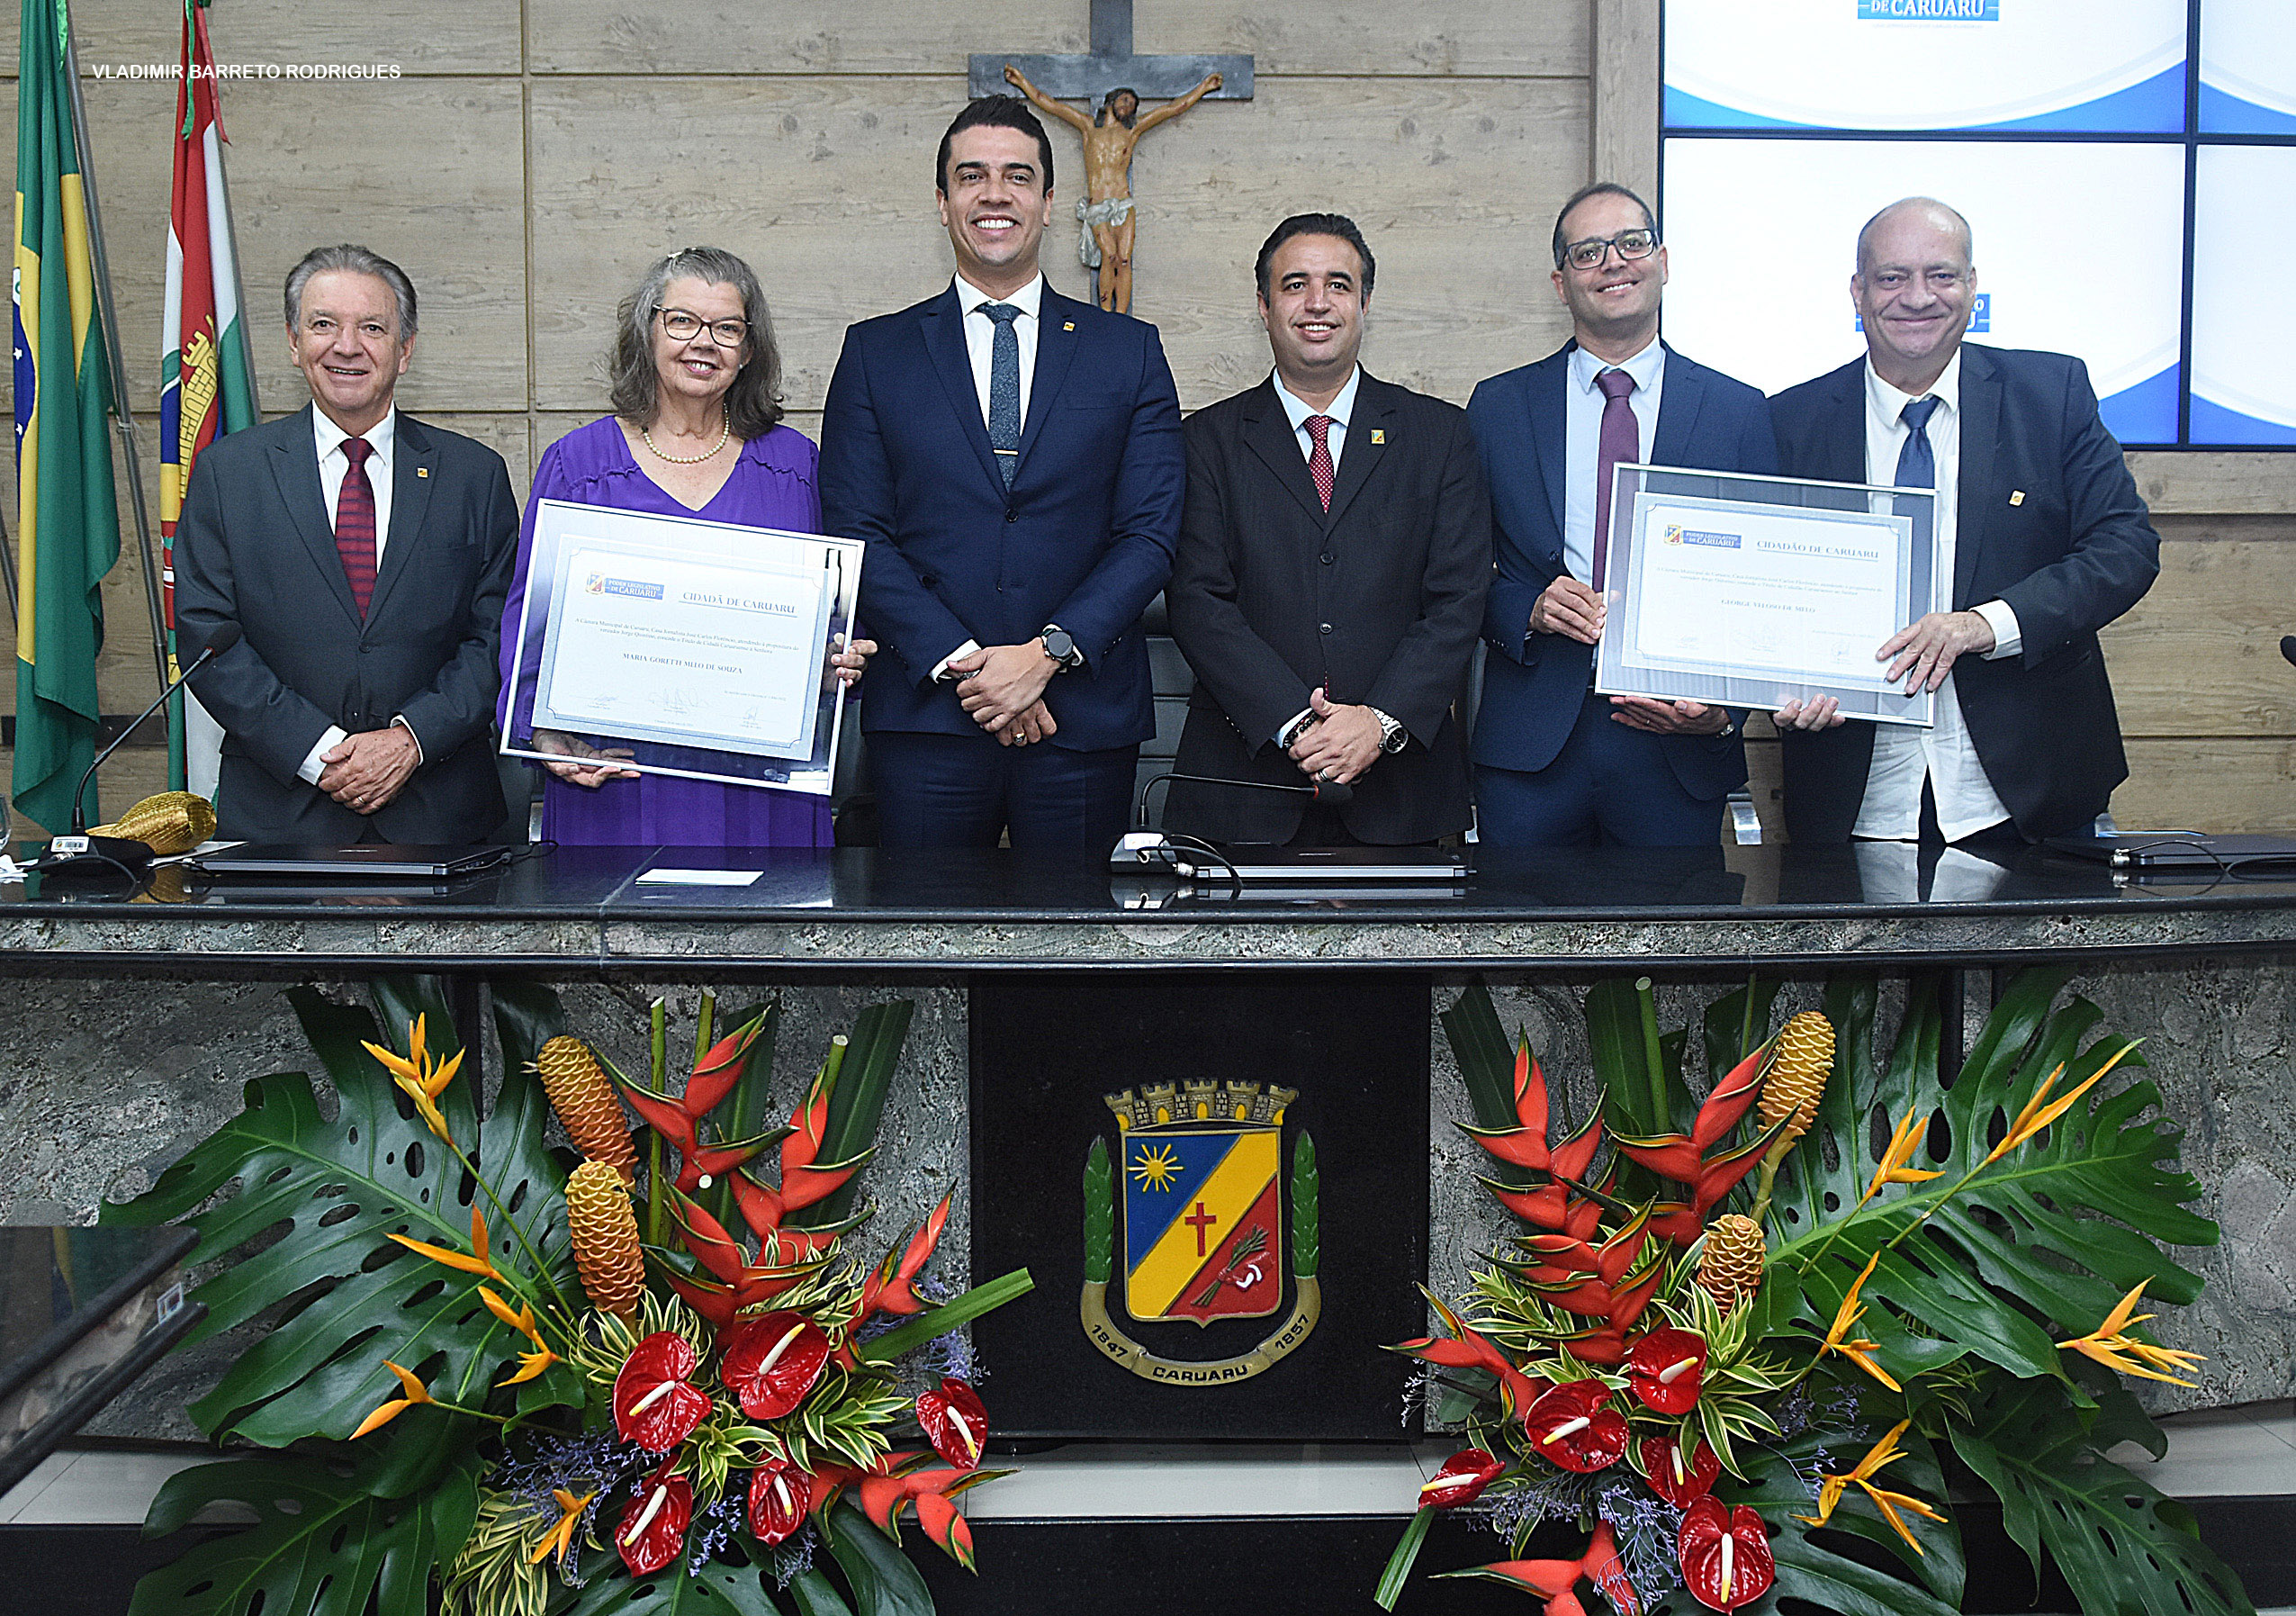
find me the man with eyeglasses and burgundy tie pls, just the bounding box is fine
[1466,184,1777,846]
[176,245,519,842]
[1767,197,2158,846]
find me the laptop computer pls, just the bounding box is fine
[185,844,513,879]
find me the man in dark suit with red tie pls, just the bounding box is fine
[1165,214,1490,845]
[820,96,1185,850]
[176,245,518,843]
[1467,184,1778,846]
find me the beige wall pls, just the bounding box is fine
[3,0,2290,835]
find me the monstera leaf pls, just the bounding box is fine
[127,1439,482,1616]
[550,1503,918,1616]
[1761,969,2214,1385]
[1951,1371,2254,1616]
[103,978,580,1445]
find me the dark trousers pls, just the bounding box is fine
[868,731,1137,850]
[1473,692,1724,848]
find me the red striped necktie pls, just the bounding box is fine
[335,436,377,618]
[1305,414,1335,511]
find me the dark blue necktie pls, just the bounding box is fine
[982,302,1022,487]
[1895,395,1941,489]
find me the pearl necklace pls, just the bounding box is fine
[640,411,730,465]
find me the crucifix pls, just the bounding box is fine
[971,0,1254,314]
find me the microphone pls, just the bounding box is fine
[1133,769,1352,830]
[37,623,242,880]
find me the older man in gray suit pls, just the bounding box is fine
[176,245,518,843]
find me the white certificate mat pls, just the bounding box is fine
[1630,499,1907,686]
[537,542,829,760]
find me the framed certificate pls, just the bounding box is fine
[1594,465,1940,727]
[500,501,866,796]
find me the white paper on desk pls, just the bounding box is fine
[636,868,762,888]
[1630,502,1904,686]
[539,541,830,760]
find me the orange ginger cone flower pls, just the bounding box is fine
[1697,1213,1767,1315]
[536,1036,639,1185]
[1758,1011,1834,1145]
[568,1160,646,1323]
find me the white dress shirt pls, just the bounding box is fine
[1563,337,1665,587]
[1274,363,1360,472]
[932,273,1049,679]
[1854,354,2021,842]
[298,407,408,784]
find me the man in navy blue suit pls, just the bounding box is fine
[1768,198,2157,844]
[819,96,1185,849]
[1466,184,1777,846]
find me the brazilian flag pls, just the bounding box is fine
[13,0,121,834]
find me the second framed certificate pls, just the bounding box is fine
[1594,465,1940,727]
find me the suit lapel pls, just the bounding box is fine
[268,404,362,627]
[1652,346,1704,466]
[920,288,1004,494]
[1323,373,1392,531]
[1531,352,1570,552]
[365,414,436,624]
[1822,365,1867,484]
[1014,288,1078,477]
[1240,379,1330,527]
[1953,346,1998,609]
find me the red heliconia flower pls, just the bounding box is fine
[720,1311,833,1420]
[1419,1448,1507,1509]
[611,1332,712,1454]
[1639,1434,1721,1507]
[749,1457,811,1545]
[1625,1329,1707,1415]
[1614,1047,1795,1242]
[612,1017,772,1196]
[1460,1521,1639,1616]
[1521,1379,1628,1474]
[916,1377,988,1470]
[1678,1495,1775,1612]
[616,1468,693,1575]
[1465,1044,1610,1239]
[860,1192,952,1322]
[914,1490,976,1571]
[1391,1296,1549,1419]
[1553,1260,1667,1366]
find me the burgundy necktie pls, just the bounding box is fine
[1305,414,1335,512]
[1591,368,1638,591]
[335,436,377,618]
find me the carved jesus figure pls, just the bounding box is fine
[1004,63,1222,314]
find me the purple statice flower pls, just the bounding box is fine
[1596,1478,1684,1595]
[687,1490,746,1574]
[923,1330,985,1384]
[766,1527,816,1589]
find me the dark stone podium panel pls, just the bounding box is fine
[969,971,1429,1440]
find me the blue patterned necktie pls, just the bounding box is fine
[982,302,1022,487]
[1895,395,1941,489]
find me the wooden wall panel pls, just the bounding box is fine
[0,0,519,77]
[1138,1,1587,77]
[2118,740,2296,832]
[527,76,1587,415]
[2102,527,2296,740]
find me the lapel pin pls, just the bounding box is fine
[1063,320,1075,331]
[2009,490,2023,505]
[416,466,430,479]
[1369,429,1385,445]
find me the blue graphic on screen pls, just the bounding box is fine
[2098,366,2181,447]
[2189,144,2296,444]
[2199,0,2296,135]
[1857,0,1997,15]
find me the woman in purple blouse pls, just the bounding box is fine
[500,248,870,846]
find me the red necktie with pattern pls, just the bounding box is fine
[1591,368,1638,591]
[1305,413,1335,512]
[336,436,377,618]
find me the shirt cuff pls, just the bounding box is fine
[392,715,426,764]
[1973,599,2021,660]
[931,639,985,683]
[298,726,349,785]
[1275,708,1315,748]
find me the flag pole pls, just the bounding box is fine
[59,7,169,694]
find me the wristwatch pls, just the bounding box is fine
[1039,625,1085,672]
[1370,707,1408,754]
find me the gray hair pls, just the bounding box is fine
[284,244,418,337]
[608,247,785,438]
[1855,197,1975,275]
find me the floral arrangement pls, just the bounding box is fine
[105,979,1029,1616]
[1378,968,2255,1616]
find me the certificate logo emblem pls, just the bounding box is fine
[1080,1081,1321,1384]
[585,572,607,593]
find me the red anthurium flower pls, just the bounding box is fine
[1626,1329,1707,1415]
[1420,1448,1507,1509]
[916,1377,988,1470]
[1521,1380,1628,1474]
[749,1457,810,1545]
[1679,1495,1775,1612]
[616,1469,693,1575]
[612,1332,713,1453]
[720,1312,833,1420]
[1639,1434,1721,1507]
[1458,1522,1637,1616]
[861,1192,952,1321]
